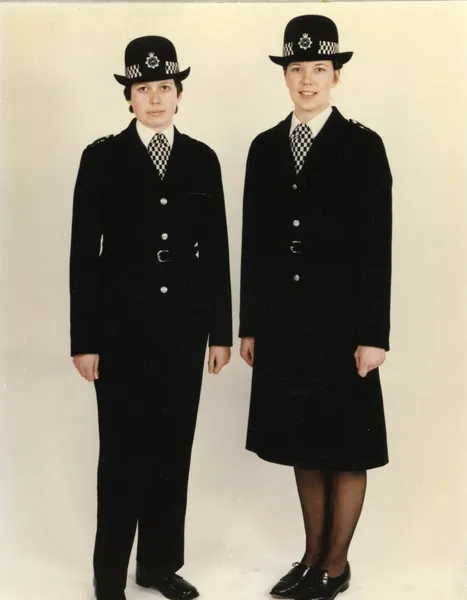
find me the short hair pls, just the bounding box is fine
[124,79,184,113]
[283,60,344,73]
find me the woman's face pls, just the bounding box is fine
[285,60,340,121]
[129,80,181,131]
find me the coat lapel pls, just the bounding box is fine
[117,119,187,188]
[272,113,297,182]
[269,107,349,183]
[116,118,161,186]
[299,107,349,177]
[162,126,185,186]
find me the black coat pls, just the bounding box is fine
[239,107,392,470]
[70,119,232,359]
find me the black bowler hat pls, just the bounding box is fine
[114,36,190,85]
[269,15,353,66]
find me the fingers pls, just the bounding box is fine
[355,346,385,378]
[240,337,255,367]
[93,356,99,381]
[73,357,99,382]
[208,352,215,374]
[84,362,96,382]
[209,351,230,375]
[358,363,369,378]
[240,350,253,367]
[240,341,254,367]
[354,346,386,377]
[358,360,379,378]
[213,358,222,375]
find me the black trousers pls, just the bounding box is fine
[92,338,207,592]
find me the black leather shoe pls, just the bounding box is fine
[296,563,351,600]
[92,577,126,600]
[270,562,316,598]
[136,563,199,600]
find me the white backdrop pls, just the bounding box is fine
[0,3,466,600]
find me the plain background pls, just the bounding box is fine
[0,2,466,599]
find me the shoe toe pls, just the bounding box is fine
[181,587,199,600]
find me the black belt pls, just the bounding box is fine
[156,245,199,263]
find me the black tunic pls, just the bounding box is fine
[239,107,392,470]
[70,118,232,357]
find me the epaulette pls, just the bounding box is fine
[348,119,373,133]
[88,134,114,148]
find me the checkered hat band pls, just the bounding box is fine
[318,40,339,55]
[282,40,340,56]
[283,42,293,57]
[165,61,180,74]
[125,64,143,78]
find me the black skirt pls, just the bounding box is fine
[245,329,389,471]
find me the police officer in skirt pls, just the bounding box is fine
[239,16,392,600]
[70,36,232,600]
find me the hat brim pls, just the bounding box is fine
[113,66,191,86]
[269,51,353,66]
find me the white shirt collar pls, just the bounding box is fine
[289,105,333,138]
[136,119,175,149]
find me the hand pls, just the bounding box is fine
[240,337,255,367]
[354,346,386,378]
[208,346,231,374]
[73,354,100,382]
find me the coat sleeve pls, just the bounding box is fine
[239,137,261,338]
[355,132,393,351]
[205,150,233,347]
[69,146,103,356]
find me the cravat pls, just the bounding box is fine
[290,123,313,174]
[148,133,171,179]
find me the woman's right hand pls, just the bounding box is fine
[73,354,100,382]
[240,337,255,367]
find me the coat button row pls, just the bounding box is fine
[160,198,168,205]
[160,286,168,294]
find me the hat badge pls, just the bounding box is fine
[145,52,160,69]
[298,33,313,50]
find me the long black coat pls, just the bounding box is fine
[70,118,232,359]
[239,107,392,470]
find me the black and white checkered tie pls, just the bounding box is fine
[290,123,313,174]
[148,133,171,179]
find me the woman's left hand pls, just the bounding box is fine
[208,346,231,374]
[354,346,386,378]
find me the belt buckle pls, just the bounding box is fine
[290,241,303,254]
[157,249,171,263]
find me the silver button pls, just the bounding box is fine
[292,184,298,190]
[161,233,168,240]
[160,286,168,294]
[160,198,168,205]
[293,220,300,227]
[293,274,300,282]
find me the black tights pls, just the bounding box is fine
[294,467,367,577]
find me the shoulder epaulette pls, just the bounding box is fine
[88,134,114,148]
[348,119,373,133]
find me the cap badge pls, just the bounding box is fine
[298,33,313,50]
[146,52,160,69]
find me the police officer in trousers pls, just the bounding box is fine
[70,36,232,600]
